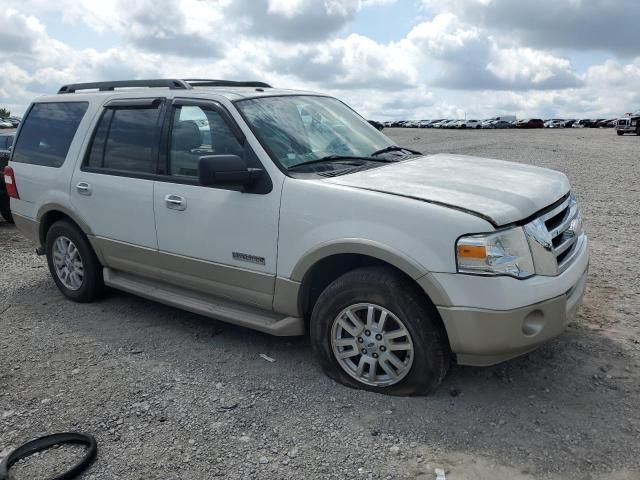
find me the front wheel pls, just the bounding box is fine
[310,266,450,395]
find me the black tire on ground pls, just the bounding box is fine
[617,131,624,136]
[310,266,450,396]
[45,219,104,302]
[0,202,13,224]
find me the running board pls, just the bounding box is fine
[103,268,305,336]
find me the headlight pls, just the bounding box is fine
[456,227,535,279]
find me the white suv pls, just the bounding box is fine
[6,79,588,395]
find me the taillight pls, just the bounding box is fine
[3,166,19,199]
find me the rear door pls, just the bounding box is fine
[152,98,279,310]
[70,98,165,278]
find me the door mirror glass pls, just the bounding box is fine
[198,154,262,187]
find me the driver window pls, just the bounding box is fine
[169,105,243,178]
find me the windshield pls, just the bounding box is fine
[236,95,393,169]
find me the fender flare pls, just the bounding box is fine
[289,238,427,283]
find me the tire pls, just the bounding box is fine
[45,219,104,302]
[617,131,624,136]
[310,266,450,396]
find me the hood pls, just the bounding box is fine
[326,153,570,226]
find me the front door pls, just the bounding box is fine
[153,99,280,310]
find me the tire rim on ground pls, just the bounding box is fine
[52,236,84,291]
[330,303,414,387]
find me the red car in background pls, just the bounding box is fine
[515,118,544,129]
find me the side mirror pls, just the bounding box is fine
[198,155,263,187]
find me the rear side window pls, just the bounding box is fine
[86,105,161,174]
[12,102,88,167]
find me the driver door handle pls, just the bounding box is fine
[165,194,187,211]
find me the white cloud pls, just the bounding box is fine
[0,0,638,120]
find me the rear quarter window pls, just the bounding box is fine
[12,102,89,167]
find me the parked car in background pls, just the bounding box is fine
[456,119,481,129]
[0,118,15,129]
[616,111,640,136]
[0,131,15,223]
[426,119,445,128]
[563,119,576,128]
[595,119,616,128]
[6,78,588,395]
[546,120,566,128]
[368,120,384,131]
[487,120,515,129]
[515,119,544,129]
[572,119,591,128]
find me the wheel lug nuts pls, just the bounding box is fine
[372,353,379,358]
[375,334,382,340]
[361,348,367,354]
[364,330,371,336]
[357,337,364,343]
[380,346,386,352]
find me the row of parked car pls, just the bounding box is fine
[384,117,621,130]
[0,117,20,129]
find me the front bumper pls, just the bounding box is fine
[429,235,589,366]
[616,126,637,133]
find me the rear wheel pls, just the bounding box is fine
[45,220,104,302]
[310,266,450,395]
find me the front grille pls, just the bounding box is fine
[524,193,584,276]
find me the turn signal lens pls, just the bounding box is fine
[457,245,486,259]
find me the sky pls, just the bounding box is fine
[1,0,639,120]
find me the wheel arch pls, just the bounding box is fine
[37,205,104,263]
[289,240,448,323]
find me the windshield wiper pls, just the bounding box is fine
[288,155,393,170]
[370,145,422,157]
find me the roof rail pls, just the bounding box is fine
[184,79,272,88]
[57,79,192,94]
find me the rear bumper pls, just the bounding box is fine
[431,236,589,366]
[12,213,41,246]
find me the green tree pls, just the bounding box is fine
[0,108,10,118]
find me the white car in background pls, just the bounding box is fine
[456,119,482,129]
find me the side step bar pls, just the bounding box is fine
[103,268,305,336]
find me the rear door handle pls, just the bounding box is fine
[165,194,187,211]
[76,182,92,196]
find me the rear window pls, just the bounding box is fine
[12,102,88,167]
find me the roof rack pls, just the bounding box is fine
[184,79,272,88]
[58,79,192,94]
[57,78,273,94]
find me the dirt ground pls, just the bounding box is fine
[1,128,639,479]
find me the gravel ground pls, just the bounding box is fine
[1,128,639,479]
